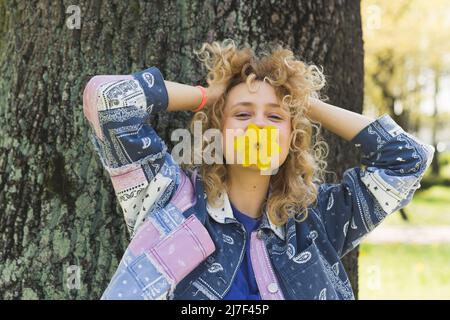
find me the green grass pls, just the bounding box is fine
[359,174,450,299]
[383,185,450,226]
[359,243,450,299]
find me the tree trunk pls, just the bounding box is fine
[0,0,363,299]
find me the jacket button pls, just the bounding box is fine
[268,282,278,293]
[257,230,264,240]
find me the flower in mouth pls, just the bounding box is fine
[233,123,282,171]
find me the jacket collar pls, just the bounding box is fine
[205,187,286,241]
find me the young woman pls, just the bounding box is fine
[82,39,434,300]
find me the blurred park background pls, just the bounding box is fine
[359,0,450,299]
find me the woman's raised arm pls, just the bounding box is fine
[307,97,374,141]
[164,79,225,112]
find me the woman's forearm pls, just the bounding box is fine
[164,80,204,112]
[307,97,374,141]
[164,79,225,112]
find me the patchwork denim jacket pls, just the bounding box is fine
[82,66,434,300]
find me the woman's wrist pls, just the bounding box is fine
[191,86,208,112]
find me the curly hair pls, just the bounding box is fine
[182,38,329,226]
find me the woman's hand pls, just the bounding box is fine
[205,81,227,108]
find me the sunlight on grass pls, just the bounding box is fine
[359,243,450,299]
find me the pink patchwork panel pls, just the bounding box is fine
[110,166,147,193]
[128,219,163,256]
[250,232,285,300]
[146,214,215,283]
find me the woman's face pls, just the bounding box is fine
[221,80,292,172]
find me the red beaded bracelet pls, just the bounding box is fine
[192,85,207,112]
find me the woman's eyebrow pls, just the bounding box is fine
[231,101,281,109]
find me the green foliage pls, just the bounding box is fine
[361,0,450,119]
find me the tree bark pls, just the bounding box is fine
[0,0,363,299]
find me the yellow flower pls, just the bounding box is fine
[233,123,282,171]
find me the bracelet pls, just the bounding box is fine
[192,85,207,112]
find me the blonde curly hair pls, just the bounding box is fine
[182,39,328,226]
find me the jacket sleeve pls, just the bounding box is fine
[83,67,215,299]
[315,114,434,258]
[83,66,183,237]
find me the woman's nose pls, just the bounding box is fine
[252,115,268,129]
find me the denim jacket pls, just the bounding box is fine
[82,66,434,300]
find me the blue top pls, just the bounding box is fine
[223,201,262,300]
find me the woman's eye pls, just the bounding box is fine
[269,114,283,120]
[235,113,250,118]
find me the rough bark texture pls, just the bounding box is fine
[0,0,363,299]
